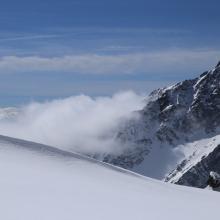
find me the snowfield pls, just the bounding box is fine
[0,135,219,220]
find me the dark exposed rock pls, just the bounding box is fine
[103,143,151,169]
[215,60,220,68]
[166,145,220,188]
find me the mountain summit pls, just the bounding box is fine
[103,61,220,187]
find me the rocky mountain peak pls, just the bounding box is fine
[102,61,220,185]
[143,63,220,136]
[215,60,220,68]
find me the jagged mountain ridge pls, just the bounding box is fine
[165,134,220,187]
[103,61,220,185]
[167,144,220,188]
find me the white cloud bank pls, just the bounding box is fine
[0,91,144,155]
[0,49,219,74]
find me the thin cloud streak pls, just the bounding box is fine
[0,49,219,75]
[0,27,187,42]
[0,35,60,42]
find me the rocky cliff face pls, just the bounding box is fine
[103,61,220,186]
[165,142,220,188]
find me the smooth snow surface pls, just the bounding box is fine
[0,135,219,220]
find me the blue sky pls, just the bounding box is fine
[0,0,220,106]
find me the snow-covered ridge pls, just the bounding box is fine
[165,135,220,187]
[0,134,141,178]
[0,134,220,220]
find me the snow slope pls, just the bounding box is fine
[0,135,219,220]
[165,134,220,187]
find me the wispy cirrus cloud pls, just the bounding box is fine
[0,34,59,42]
[0,49,219,75]
[0,27,188,42]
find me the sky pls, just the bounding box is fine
[0,0,220,106]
